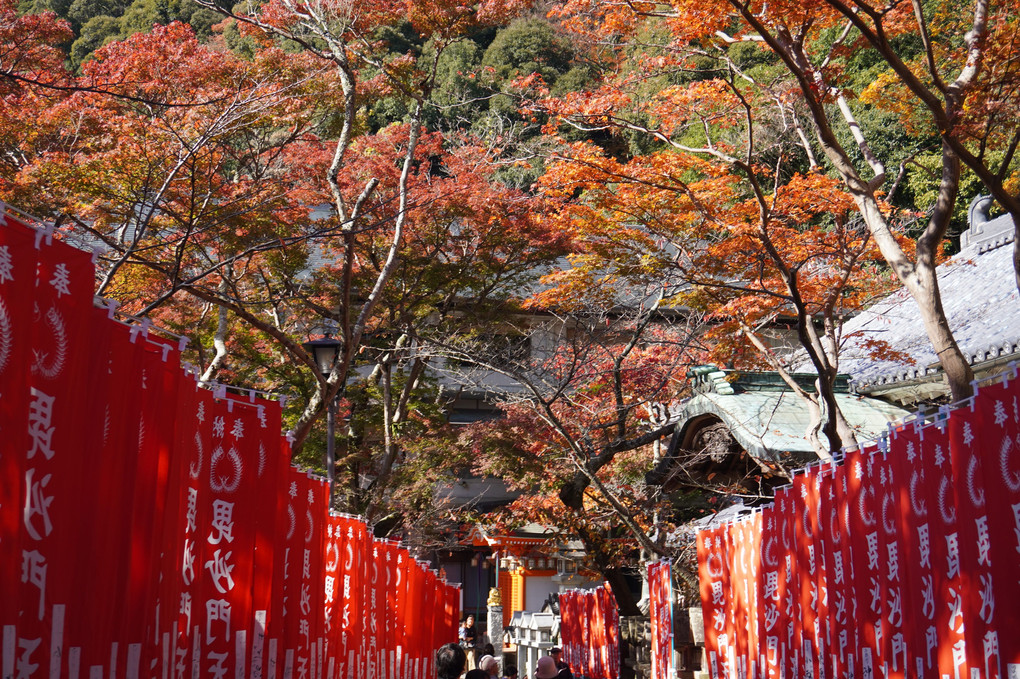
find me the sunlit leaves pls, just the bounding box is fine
[462,312,697,566]
[0,0,73,93]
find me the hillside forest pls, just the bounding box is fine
[2,0,1019,604]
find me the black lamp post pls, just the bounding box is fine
[303,335,342,504]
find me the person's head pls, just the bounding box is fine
[535,656,558,679]
[504,668,519,679]
[464,615,475,626]
[482,643,496,657]
[549,648,561,661]
[436,643,467,679]
[479,655,498,675]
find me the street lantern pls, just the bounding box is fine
[303,334,342,505]
[303,335,342,378]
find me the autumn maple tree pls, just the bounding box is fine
[0,0,73,191]
[529,0,1012,404]
[682,172,912,455]
[7,0,1016,560]
[287,134,572,522]
[710,0,1017,402]
[2,21,339,389]
[167,0,551,469]
[530,63,909,454]
[429,289,705,612]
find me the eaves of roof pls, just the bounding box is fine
[676,390,908,462]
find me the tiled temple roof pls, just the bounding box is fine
[836,212,1019,398]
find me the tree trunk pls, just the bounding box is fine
[833,405,859,450]
[200,264,232,382]
[603,567,642,617]
[907,263,975,400]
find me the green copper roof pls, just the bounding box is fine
[677,367,908,460]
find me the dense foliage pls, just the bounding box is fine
[3,0,1017,590]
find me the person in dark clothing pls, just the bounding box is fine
[466,671,489,679]
[437,642,467,679]
[549,647,572,678]
[546,644,571,672]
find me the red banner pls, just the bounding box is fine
[749,513,764,679]
[80,316,147,673]
[128,337,183,670]
[422,568,438,679]
[569,590,581,674]
[648,560,674,679]
[394,545,411,677]
[571,589,583,674]
[381,540,398,677]
[732,517,751,679]
[833,458,859,679]
[345,516,370,677]
[406,557,426,677]
[605,582,620,679]
[188,394,256,678]
[846,445,885,679]
[309,477,328,679]
[775,486,796,679]
[323,515,343,677]
[0,214,36,644]
[558,590,573,673]
[974,375,1020,675]
[890,423,936,679]
[592,581,606,679]
[873,440,909,679]
[154,371,199,679]
[587,588,598,679]
[696,370,1020,679]
[758,500,782,679]
[817,464,852,679]
[445,579,460,659]
[251,396,286,679]
[722,521,737,679]
[366,537,382,679]
[21,232,95,676]
[948,403,1001,679]
[599,583,618,679]
[0,209,463,679]
[698,525,726,679]
[794,468,822,679]
[296,473,327,679]
[918,417,970,679]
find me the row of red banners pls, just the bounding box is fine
[696,370,1020,679]
[648,561,674,679]
[558,585,620,679]
[0,210,460,677]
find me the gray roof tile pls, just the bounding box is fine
[835,214,1020,390]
